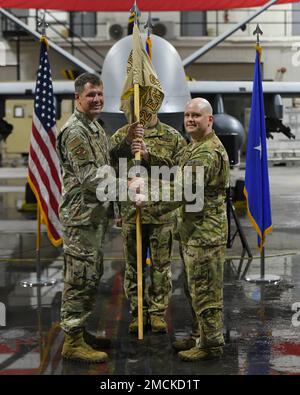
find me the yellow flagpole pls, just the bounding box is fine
[131,3,143,340]
[134,81,144,340]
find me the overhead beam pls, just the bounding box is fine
[188,80,300,96]
[182,0,278,67]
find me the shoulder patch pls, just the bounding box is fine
[73,144,89,160]
[68,136,83,150]
[65,132,91,162]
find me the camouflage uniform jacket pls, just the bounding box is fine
[57,109,111,227]
[177,130,230,246]
[110,120,186,224]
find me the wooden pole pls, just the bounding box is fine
[36,203,41,281]
[134,82,143,340]
[36,203,44,362]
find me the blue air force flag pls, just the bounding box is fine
[244,47,272,250]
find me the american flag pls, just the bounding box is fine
[28,37,62,246]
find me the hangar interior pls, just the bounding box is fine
[0,4,300,375]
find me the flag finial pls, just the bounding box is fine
[130,2,141,26]
[38,9,48,36]
[253,24,263,46]
[144,12,153,37]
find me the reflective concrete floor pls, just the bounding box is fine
[0,166,300,375]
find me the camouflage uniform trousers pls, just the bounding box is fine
[60,222,107,334]
[179,243,200,339]
[181,243,225,349]
[122,223,173,319]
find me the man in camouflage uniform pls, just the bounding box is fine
[57,73,111,363]
[110,115,186,333]
[173,98,230,361]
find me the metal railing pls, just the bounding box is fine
[1,9,105,72]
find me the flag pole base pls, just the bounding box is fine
[245,274,280,284]
[20,277,57,287]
